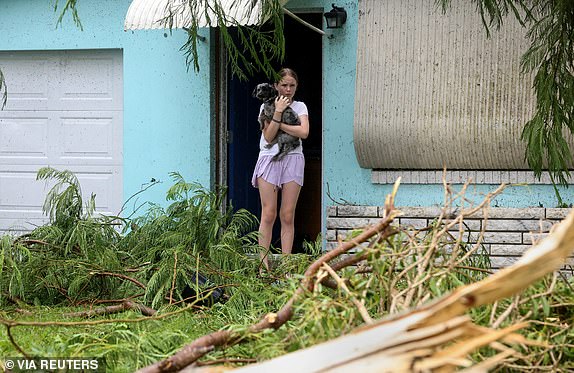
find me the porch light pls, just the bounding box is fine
[324,4,347,29]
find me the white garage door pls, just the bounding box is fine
[0,49,123,233]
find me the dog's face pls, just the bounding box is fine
[252,83,277,101]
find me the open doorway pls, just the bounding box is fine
[218,11,323,253]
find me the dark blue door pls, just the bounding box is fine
[227,76,263,217]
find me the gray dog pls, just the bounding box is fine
[252,83,301,161]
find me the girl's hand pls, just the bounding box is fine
[274,95,290,113]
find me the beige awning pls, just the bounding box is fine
[124,0,289,30]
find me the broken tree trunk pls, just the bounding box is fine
[136,182,402,373]
[194,204,574,372]
[138,179,573,372]
[64,301,156,318]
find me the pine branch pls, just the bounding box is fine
[171,0,286,80]
[90,271,147,289]
[53,0,83,30]
[521,0,574,186]
[437,0,532,36]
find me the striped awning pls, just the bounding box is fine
[124,0,289,30]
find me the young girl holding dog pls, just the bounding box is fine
[251,68,309,272]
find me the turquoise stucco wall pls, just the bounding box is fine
[0,0,212,212]
[289,0,574,210]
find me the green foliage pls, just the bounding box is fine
[0,168,263,308]
[177,0,286,80]
[37,167,92,230]
[53,0,83,30]
[119,172,260,308]
[520,0,574,186]
[0,198,572,370]
[0,170,571,370]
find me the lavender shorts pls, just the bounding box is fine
[251,153,305,189]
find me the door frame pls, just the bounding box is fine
[215,9,324,249]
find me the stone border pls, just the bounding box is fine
[326,205,573,271]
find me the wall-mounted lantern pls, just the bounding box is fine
[324,4,347,29]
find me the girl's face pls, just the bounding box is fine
[275,75,298,101]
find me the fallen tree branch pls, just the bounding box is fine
[6,325,30,358]
[89,293,145,305]
[136,180,402,373]
[0,302,203,330]
[203,204,574,372]
[319,252,369,289]
[321,263,373,324]
[64,301,156,318]
[90,271,146,289]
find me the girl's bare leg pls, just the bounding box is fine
[257,178,278,271]
[279,181,302,255]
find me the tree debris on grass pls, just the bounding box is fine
[0,171,573,372]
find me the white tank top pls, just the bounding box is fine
[258,100,308,157]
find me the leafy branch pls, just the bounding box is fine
[53,0,83,30]
[172,0,286,80]
[520,0,574,186]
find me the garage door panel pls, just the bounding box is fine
[0,49,123,233]
[56,53,122,111]
[0,54,51,111]
[59,111,122,164]
[0,110,122,166]
[0,50,122,112]
[0,115,50,160]
[0,166,122,229]
[0,171,50,209]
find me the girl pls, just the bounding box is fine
[251,68,310,271]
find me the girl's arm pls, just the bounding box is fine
[279,114,309,139]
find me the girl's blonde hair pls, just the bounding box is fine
[277,68,299,84]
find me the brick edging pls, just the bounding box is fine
[326,205,573,270]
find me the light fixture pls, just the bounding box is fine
[324,4,347,29]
